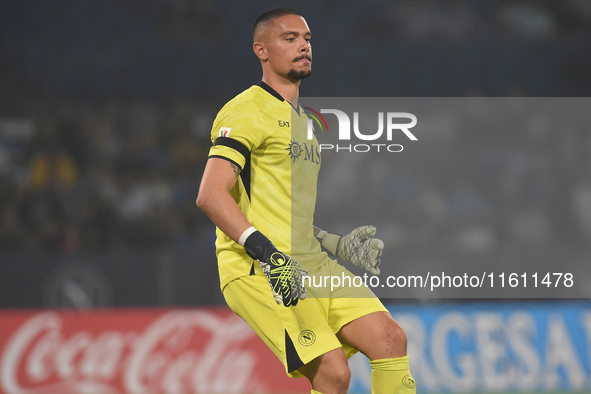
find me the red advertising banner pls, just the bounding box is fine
[0,308,311,393]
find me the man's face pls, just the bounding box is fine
[258,14,312,81]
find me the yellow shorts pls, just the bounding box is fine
[223,258,388,378]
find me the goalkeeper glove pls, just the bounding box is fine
[318,225,383,275]
[243,230,307,307]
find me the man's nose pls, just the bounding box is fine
[299,39,310,52]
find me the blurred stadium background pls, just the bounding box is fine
[1,0,591,393]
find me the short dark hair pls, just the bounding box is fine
[253,8,304,39]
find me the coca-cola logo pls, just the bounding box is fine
[1,310,268,393]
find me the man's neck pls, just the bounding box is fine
[261,75,300,106]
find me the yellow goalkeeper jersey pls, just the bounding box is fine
[208,82,328,289]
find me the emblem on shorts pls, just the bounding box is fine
[286,138,302,162]
[298,330,316,346]
[402,374,415,388]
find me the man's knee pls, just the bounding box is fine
[380,316,408,355]
[300,349,351,392]
[330,362,351,387]
[317,360,350,392]
[359,312,408,358]
[385,318,407,349]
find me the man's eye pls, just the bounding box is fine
[286,37,295,42]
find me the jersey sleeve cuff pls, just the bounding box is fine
[208,145,246,169]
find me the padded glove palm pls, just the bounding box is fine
[320,225,383,275]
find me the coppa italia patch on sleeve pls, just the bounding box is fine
[219,127,231,137]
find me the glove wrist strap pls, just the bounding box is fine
[321,232,341,256]
[243,230,276,261]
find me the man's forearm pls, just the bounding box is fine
[197,190,251,242]
[196,157,252,242]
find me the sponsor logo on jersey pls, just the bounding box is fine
[286,139,302,162]
[287,139,321,165]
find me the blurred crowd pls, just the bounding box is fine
[0,101,214,252]
[2,0,591,105]
[316,96,591,253]
[374,0,591,41]
[1,0,591,254]
[2,96,591,254]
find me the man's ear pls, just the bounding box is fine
[253,41,268,62]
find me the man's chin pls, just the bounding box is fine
[287,69,312,80]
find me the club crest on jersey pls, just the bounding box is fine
[218,127,231,137]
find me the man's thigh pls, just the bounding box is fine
[301,258,391,359]
[223,274,343,378]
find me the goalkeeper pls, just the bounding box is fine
[196,8,415,394]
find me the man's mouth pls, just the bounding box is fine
[294,56,311,63]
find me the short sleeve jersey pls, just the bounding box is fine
[208,82,328,289]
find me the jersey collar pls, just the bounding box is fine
[257,81,301,115]
[257,81,284,102]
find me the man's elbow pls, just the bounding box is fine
[196,189,220,217]
[195,191,208,212]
